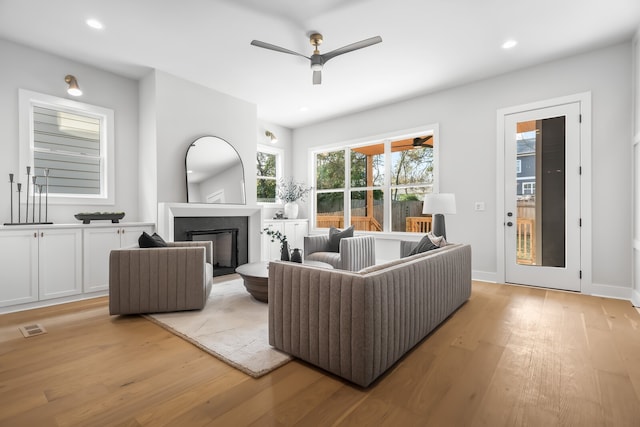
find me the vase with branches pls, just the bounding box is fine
[277,177,312,219]
[262,227,290,261]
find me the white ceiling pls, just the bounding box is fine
[1,0,639,129]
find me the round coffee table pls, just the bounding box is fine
[235,260,333,302]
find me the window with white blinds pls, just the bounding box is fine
[33,106,101,195]
[19,89,114,204]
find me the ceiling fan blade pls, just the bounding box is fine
[250,40,309,59]
[322,36,382,62]
[313,70,322,85]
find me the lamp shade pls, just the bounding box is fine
[422,193,456,215]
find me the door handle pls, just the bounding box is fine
[507,221,513,227]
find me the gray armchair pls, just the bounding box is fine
[109,241,213,315]
[304,234,376,271]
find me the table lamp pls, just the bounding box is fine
[422,193,456,240]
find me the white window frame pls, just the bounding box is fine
[522,182,536,194]
[310,124,439,235]
[19,89,115,205]
[516,159,522,173]
[256,144,283,206]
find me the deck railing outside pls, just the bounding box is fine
[516,218,535,264]
[316,215,382,231]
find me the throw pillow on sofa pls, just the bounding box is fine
[409,231,447,256]
[138,231,168,248]
[328,225,354,252]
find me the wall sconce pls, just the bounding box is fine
[265,130,278,143]
[64,75,82,96]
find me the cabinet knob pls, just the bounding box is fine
[117,229,120,234]
[34,232,37,238]
[40,232,44,237]
[121,229,125,234]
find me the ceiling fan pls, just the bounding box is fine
[250,33,382,85]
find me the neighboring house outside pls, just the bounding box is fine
[517,132,536,199]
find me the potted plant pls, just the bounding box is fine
[277,177,312,219]
[262,227,290,261]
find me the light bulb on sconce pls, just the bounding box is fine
[65,75,82,96]
[265,130,278,143]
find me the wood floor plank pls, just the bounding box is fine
[1,281,639,426]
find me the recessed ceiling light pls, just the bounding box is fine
[502,40,518,49]
[86,19,104,30]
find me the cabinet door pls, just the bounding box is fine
[120,225,153,248]
[263,221,284,260]
[285,221,308,252]
[0,230,38,307]
[39,228,82,300]
[83,227,121,293]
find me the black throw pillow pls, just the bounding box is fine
[138,231,167,248]
[328,225,354,252]
[408,234,439,256]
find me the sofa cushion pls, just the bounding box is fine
[408,232,447,255]
[305,251,341,268]
[138,231,167,248]
[328,225,354,252]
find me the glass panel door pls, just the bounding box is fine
[505,102,581,291]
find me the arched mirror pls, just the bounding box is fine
[185,136,246,204]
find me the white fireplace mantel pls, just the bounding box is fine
[158,203,263,262]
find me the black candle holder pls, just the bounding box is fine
[4,170,53,226]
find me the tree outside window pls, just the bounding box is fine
[313,130,437,232]
[257,147,282,203]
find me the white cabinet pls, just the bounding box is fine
[0,229,38,306]
[0,227,82,307]
[83,225,154,292]
[262,219,309,261]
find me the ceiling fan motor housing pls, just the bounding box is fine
[310,55,324,70]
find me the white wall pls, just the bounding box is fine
[633,28,640,307]
[138,72,158,223]
[138,70,258,223]
[293,42,633,296]
[0,39,140,224]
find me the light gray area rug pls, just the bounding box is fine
[145,279,292,378]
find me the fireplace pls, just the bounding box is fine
[174,217,248,277]
[158,203,263,274]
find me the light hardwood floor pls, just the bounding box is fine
[1,279,639,426]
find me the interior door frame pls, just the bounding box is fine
[496,92,592,292]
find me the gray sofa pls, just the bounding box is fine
[268,242,471,387]
[109,241,213,315]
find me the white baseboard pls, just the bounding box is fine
[473,270,497,283]
[589,282,633,302]
[0,291,108,315]
[631,288,640,307]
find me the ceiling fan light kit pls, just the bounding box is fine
[250,32,382,85]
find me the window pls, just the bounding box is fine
[256,145,283,204]
[516,159,522,174]
[523,182,536,194]
[313,126,438,233]
[19,89,114,204]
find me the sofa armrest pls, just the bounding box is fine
[109,246,210,314]
[268,261,369,385]
[304,234,330,256]
[339,235,376,271]
[167,240,213,264]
